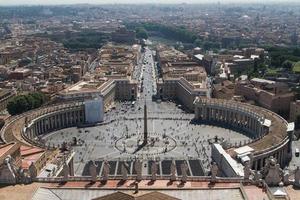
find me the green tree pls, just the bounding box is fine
[194,39,203,47]
[293,48,300,57]
[29,92,45,108]
[7,92,46,115]
[282,60,293,69]
[126,22,198,43]
[253,59,259,73]
[135,27,148,40]
[7,96,30,115]
[203,41,220,50]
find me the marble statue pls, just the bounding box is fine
[264,157,282,186]
[121,162,129,180]
[19,169,31,184]
[62,162,69,182]
[4,156,19,184]
[248,153,254,168]
[243,162,252,180]
[283,169,290,185]
[134,182,139,194]
[210,162,218,182]
[181,161,188,183]
[61,142,68,151]
[253,171,262,184]
[89,161,97,182]
[151,162,158,181]
[170,160,176,181]
[29,162,37,179]
[134,159,142,181]
[102,160,110,181]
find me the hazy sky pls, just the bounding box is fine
[0,0,298,6]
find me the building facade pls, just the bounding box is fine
[157,77,208,111]
[194,97,294,171]
[235,78,294,117]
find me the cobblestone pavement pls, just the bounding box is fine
[43,47,250,176]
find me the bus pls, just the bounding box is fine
[296,148,299,157]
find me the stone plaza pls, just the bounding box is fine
[43,100,250,177]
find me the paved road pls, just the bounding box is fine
[136,47,157,106]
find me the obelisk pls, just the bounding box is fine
[143,102,148,145]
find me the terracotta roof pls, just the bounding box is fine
[21,151,44,169]
[92,191,134,200]
[137,191,179,200]
[20,145,45,169]
[92,191,179,200]
[20,145,44,157]
[0,143,15,158]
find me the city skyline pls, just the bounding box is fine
[1,0,300,6]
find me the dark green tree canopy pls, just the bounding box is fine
[126,22,197,43]
[135,27,148,40]
[7,92,46,115]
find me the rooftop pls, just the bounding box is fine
[28,180,271,200]
[251,78,276,85]
[0,143,17,159]
[20,145,45,169]
[60,80,106,94]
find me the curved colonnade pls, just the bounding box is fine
[1,98,294,173]
[194,97,293,170]
[1,102,85,148]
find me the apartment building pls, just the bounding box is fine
[236,78,294,117]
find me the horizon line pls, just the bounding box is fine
[1,2,300,6]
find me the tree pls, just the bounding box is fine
[37,30,110,51]
[282,60,293,69]
[293,48,300,57]
[29,92,45,108]
[135,27,148,40]
[7,96,30,115]
[253,59,259,72]
[194,39,203,47]
[126,22,198,43]
[203,41,220,50]
[7,92,46,115]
